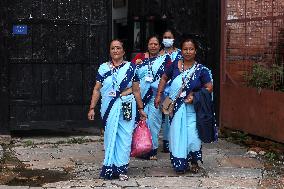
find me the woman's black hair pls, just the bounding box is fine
[162,29,175,38]
[110,38,125,50]
[109,38,126,60]
[180,37,199,51]
[144,35,161,52]
[180,34,209,64]
[147,34,161,45]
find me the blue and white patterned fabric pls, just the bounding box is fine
[96,61,136,179]
[162,49,182,147]
[167,49,182,63]
[134,54,167,156]
[165,60,213,172]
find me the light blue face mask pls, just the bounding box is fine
[162,39,174,48]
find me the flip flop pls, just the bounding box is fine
[149,156,158,160]
[119,174,129,181]
[190,164,200,174]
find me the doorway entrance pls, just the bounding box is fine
[130,18,167,58]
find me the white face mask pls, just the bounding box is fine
[162,39,174,48]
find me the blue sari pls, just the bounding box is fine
[162,49,182,150]
[165,61,213,172]
[96,61,136,179]
[134,54,167,157]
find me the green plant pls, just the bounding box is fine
[271,64,284,91]
[245,64,274,89]
[67,137,90,144]
[23,140,35,147]
[265,151,278,161]
[230,131,249,144]
[236,131,249,142]
[245,63,284,91]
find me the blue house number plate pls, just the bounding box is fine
[13,25,28,35]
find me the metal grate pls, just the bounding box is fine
[224,0,284,89]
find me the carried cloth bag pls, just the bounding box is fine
[130,120,153,157]
[162,64,198,115]
[161,96,175,115]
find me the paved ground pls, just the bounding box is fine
[0,129,283,189]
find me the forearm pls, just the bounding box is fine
[156,74,168,97]
[89,87,101,110]
[132,82,144,109]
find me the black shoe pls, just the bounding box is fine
[163,140,169,153]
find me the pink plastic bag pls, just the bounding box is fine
[130,120,153,157]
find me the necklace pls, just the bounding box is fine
[112,59,124,67]
[110,60,124,90]
[181,60,196,84]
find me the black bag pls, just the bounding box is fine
[193,88,217,143]
[122,102,132,121]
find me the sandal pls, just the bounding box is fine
[190,163,200,174]
[149,155,158,160]
[119,174,129,181]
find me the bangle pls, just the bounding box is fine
[138,107,143,110]
[89,107,95,110]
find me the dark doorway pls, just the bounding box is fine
[128,18,167,59]
[113,20,130,57]
[128,0,220,124]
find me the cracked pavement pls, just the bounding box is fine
[0,130,283,189]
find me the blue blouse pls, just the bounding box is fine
[165,60,212,92]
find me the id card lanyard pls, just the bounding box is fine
[180,60,196,98]
[109,61,120,96]
[145,59,154,82]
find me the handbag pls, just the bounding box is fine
[161,63,199,115]
[130,120,153,157]
[122,101,132,121]
[161,96,175,115]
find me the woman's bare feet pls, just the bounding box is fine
[190,163,200,174]
[119,174,129,181]
[149,155,158,160]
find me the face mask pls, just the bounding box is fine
[162,39,174,48]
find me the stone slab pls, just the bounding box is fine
[218,156,264,169]
[208,167,263,179]
[200,177,259,189]
[43,179,104,188]
[24,158,75,170]
[0,145,3,161]
[136,177,201,188]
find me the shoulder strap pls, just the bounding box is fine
[172,64,199,101]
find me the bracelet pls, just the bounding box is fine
[89,107,95,110]
[138,107,143,110]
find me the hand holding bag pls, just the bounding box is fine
[162,64,198,115]
[130,120,153,157]
[161,96,175,115]
[162,87,183,115]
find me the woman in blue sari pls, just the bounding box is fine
[160,29,182,63]
[133,35,168,160]
[155,38,213,173]
[88,39,147,180]
[160,29,182,153]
